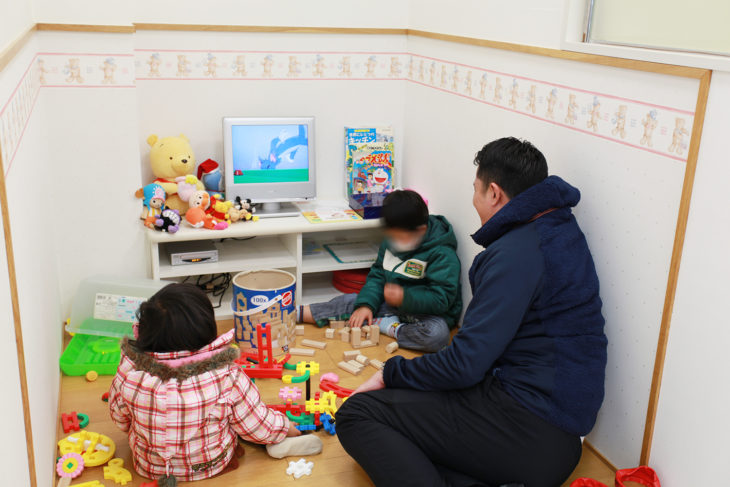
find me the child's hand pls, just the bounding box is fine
[286,422,302,437]
[352,370,385,395]
[384,283,404,307]
[349,306,373,328]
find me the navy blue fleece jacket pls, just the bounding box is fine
[383,176,607,436]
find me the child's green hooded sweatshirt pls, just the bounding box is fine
[354,215,462,328]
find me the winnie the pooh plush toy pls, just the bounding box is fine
[146,134,204,214]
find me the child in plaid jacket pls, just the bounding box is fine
[109,283,312,484]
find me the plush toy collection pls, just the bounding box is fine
[135,133,258,233]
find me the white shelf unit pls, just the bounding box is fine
[146,212,382,319]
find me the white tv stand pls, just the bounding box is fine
[145,208,382,319]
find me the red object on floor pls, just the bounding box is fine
[319,379,354,398]
[332,269,369,294]
[570,465,660,487]
[61,411,80,433]
[101,392,109,402]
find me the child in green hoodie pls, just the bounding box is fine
[300,190,462,352]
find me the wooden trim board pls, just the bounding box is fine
[0,145,37,486]
[35,23,135,33]
[0,24,36,73]
[134,23,406,35]
[639,69,713,465]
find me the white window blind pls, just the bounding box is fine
[587,0,730,56]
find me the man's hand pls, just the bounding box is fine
[349,306,373,328]
[384,283,404,307]
[352,370,385,396]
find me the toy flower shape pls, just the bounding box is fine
[57,452,85,478]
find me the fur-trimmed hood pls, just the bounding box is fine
[120,329,240,381]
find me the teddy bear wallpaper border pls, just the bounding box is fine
[1,41,696,179]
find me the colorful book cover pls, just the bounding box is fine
[345,126,395,197]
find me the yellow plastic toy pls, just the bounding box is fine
[296,361,320,375]
[72,482,106,487]
[58,430,116,467]
[305,391,338,416]
[103,458,132,485]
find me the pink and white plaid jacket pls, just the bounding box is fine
[109,329,289,481]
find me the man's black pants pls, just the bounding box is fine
[335,376,582,487]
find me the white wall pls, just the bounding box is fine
[0,0,34,52]
[134,30,407,199]
[0,211,32,487]
[30,0,408,28]
[1,35,60,486]
[648,73,730,485]
[408,0,565,49]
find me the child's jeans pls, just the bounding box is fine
[309,293,451,353]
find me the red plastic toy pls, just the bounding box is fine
[61,411,81,433]
[319,379,354,398]
[235,323,290,379]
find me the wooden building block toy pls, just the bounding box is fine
[103,458,132,485]
[289,347,315,357]
[325,328,335,339]
[337,361,362,376]
[368,324,380,344]
[339,327,351,342]
[386,342,399,354]
[358,340,374,348]
[329,320,346,329]
[295,325,305,336]
[61,411,81,433]
[346,360,365,372]
[355,354,370,365]
[301,339,327,350]
[370,359,385,370]
[343,350,360,360]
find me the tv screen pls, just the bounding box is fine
[230,124,309,184]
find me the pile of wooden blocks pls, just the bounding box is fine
[337,350,385,376]
[328,320,380,349]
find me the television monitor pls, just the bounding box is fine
[223,116,315,218]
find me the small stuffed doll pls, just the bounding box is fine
[175,174,202,204]
[197,159,224,193]
[229,196,258,223]
[153,208,181,233]
[185,190,228,230]
[136,183,166,221]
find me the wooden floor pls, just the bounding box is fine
[56,321,615,486]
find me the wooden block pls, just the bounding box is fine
[337,361,362,376]
[339,327,350,342]
[325,328,335,339]
[385,342,399,354]
[369,323,380,345]
[289,347,315,357]
[329,320,346,329]
[295,325,304,336]
[355,340,375,349]
[347,360,365,370]
[355,354,370,365]
[351,328,362,347]
[370,359,385,370]
[343,350,360,360]
[301,339,327,350]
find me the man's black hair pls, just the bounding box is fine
[133,283,217,353]
[381,189,429,230]
[473,137,548,198]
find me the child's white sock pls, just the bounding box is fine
[374,316,400,338]
[266,435,322,459]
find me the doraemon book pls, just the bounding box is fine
[345,126,395,196]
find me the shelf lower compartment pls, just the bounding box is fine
[158,236,297,279]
